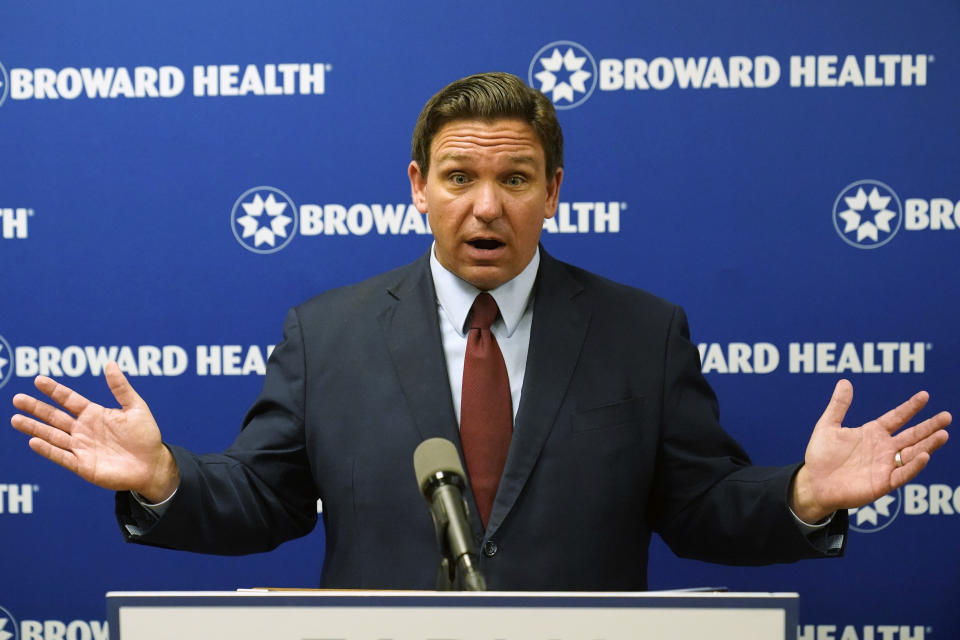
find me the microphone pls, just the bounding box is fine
[413,437,487,591]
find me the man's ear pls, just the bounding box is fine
[409,161,429,214]
[544,167,564,220]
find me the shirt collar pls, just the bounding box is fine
[429,244,539,338]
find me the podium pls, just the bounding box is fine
[106,590,798,639]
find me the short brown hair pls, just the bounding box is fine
[411,72,564,179]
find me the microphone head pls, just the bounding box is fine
[413,437,466,495]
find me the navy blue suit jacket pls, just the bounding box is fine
[118,248,845,589]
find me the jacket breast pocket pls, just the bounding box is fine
[571,396,645,433]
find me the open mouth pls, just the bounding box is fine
[467,238,505,250]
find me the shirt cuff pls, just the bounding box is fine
[789,505,834,532]
[130,487,178,516]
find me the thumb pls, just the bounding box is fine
[104,362,144,410]
[818,379,853,426]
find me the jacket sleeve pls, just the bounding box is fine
[116,307,319,554]
[648,306,846,565]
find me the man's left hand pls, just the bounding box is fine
[790,379,951,524]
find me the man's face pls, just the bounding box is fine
[409,118,563,291]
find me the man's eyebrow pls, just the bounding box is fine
[505,155,539,167]
[434,152,469,164]
[435,152,539,167]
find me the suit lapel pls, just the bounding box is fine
[485,250,590,538]
[380,249,591,540]
[379,253,461,446]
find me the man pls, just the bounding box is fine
[10,72,951,590]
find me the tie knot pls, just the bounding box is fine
[469,292,499,331]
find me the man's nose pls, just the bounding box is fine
[471,181,503,222]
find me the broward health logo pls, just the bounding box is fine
[0,604,18,640]
[0,61,8,107]
[0,334,13,390]
[848,487,902,533]
[833,179,902,249]
[231,186,297,254]
[528,41,597,109]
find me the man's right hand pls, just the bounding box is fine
[10,361,180,503]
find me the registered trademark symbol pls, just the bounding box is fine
[928,55,935,63]
[32,485,39,492]
[326,64,333,72]
[28,209,34,217]
[926,343,933,350]
[621,202,627,209]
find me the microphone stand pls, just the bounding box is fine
[421,471,487,591]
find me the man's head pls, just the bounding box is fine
[411,72,564,181]
[409,72,565,291]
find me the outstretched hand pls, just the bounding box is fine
[790,379,951,523]
[10,362,179,502]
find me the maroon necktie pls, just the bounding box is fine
[460,292,513,528]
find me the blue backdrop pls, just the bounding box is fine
[1,2,957,638]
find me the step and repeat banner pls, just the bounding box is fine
[1,2,957,638]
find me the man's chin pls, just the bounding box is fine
[454,264,513,291]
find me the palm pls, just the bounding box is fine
[804,416,896,510]
[65,400,162,491]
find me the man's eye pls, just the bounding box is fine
[506,175,526,186]
[450,174,468,185]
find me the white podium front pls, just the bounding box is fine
[106,590,798,640]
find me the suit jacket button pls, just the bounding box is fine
[483,540,498,557]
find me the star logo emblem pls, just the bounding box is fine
[231,186,298,254]
[833,180,902,249]
[528,41,597,110]
[0,61,8,107]
[848,489,902,533]
[0,334,13,390]
[0,605,18,640]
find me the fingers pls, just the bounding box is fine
[889,413,950,487]
[818,379,853,425]
[105,362,143,410]
[875,390,930,434]
[10,413,75,450]
[891,451,931,488]
[27,437,79,475]
[11,393,78,434]
[18,363,140,417]
[33,375,91,416]
[895,413,951,458]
